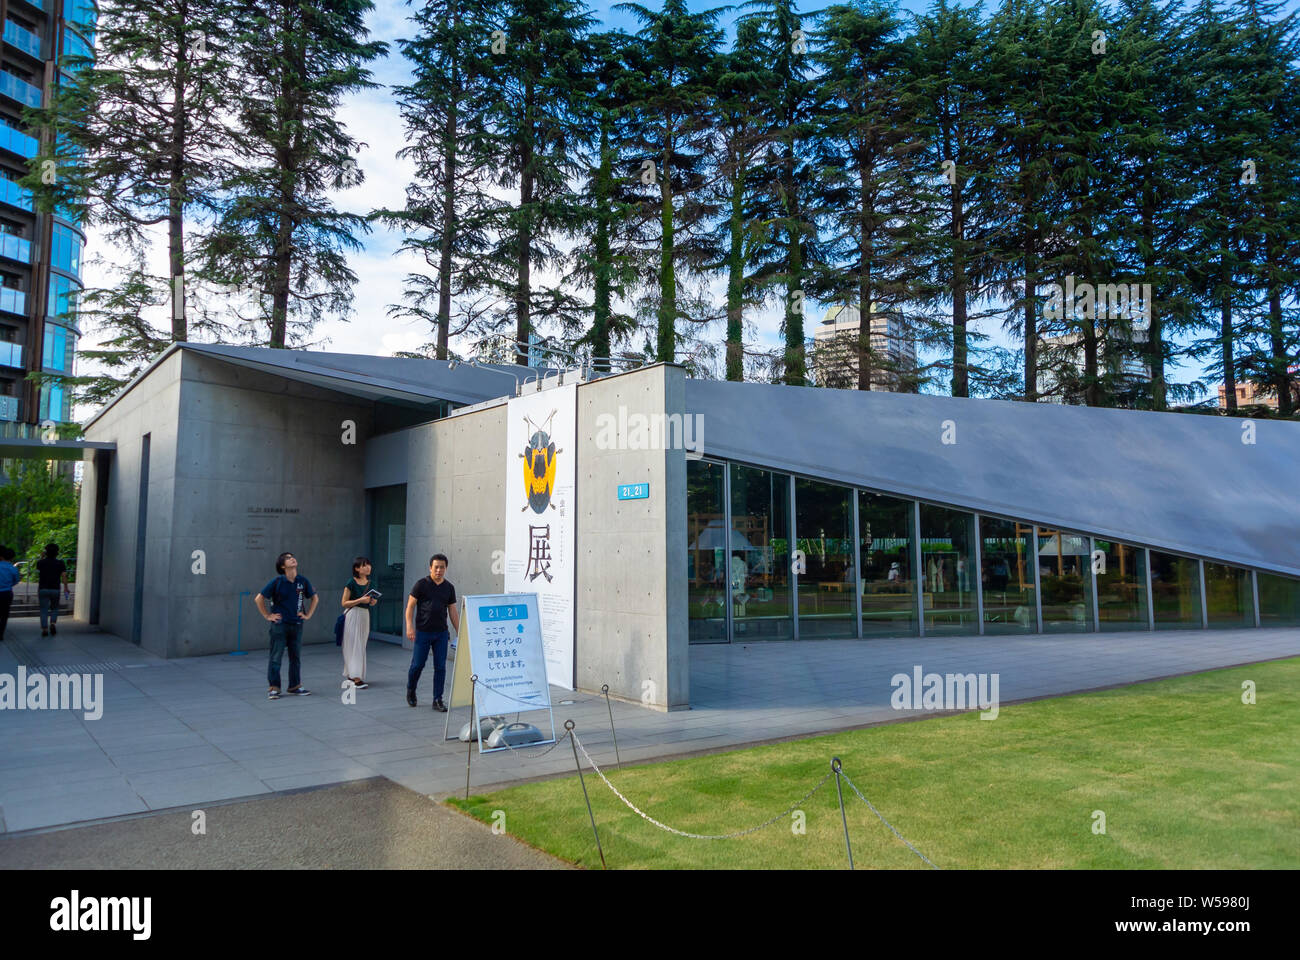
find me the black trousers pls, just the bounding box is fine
[0,590,12,641]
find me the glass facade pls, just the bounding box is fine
[920,504,978,636]
[795,478,856,638]
[1037,527,1094,632]
[51,222,82,276]
[1204,562,1253,628]
[1150,551,1203,629]
[43,323,71,372]
[48,273,80,320]
[1093,539,1149,630]
[980,515,1036,634]
[729,464,792,640]
[687,459,727,642]
[5,20,43,58]
[683,460,1284,644]
[1258,573,1300,627]
[858,491,917,637]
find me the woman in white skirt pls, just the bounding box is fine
[341,556,378,688]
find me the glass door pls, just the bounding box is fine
[368,484,407,638]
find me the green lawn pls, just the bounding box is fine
[448,657,1300,869]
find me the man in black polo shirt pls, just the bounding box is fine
[255,552,318,700]
[405,553,460,710]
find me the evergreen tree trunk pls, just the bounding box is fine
[516,78,534,365]
[951,179,967,398]
[725,164,744,381]
[168,16,189,342]
[1219,251,1235,412]
[657,130,675,363]
[1141,185,1166,409]
[592,121,612,370]
[857,168,873,392]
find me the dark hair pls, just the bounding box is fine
[0,546,13,561]
[45,543,59,558]
[429,553,448,568]
[275,552,295,574]
[351,556,371,576]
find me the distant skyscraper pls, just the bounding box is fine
[812,304,917,391]
[0,0,95,432]
[1036,321,1152,406]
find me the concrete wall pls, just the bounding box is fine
[397,364,689,710]
[165,351,376,656]
[80,350,183,655]
[81,349,378,657]
[575,365,688,710]
[402,401,508,635]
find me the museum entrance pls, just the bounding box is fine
[367,483,406,640]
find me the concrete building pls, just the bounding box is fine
[1036,321,1151,405]
[0,0,95,434]
[1218,367,1300,411]
[71,342,1300,712]
[812,304,917,391]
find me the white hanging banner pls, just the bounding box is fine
[504,383,576,690]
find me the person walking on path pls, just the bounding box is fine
[0,546,18,643]
[35,543,69,637]
[255,552,318,700]
[405,554,459,711]
[341,556,378,689]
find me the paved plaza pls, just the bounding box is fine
[1,617,1297,840]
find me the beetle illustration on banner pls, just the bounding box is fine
[505,384,576,690]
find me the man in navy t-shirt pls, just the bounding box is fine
[254,552,318,699]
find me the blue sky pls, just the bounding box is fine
[76,0,1275,415]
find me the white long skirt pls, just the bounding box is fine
[342,606,369,680]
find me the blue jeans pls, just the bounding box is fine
[408,629,449,699]
[268,621,303,690]
[39,589,61,629]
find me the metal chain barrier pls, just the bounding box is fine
[468,677,571,759]
[837,769,940,869]
[571,731,835,840]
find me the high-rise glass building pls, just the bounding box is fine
[0,0,95,433]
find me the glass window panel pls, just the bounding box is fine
[1037,527,1095,632]
[795,478,855,638]
[1204,562,1253,628]
[980,516,1037,635]
[687,459,728,643]
[1258,573,1300,627]
[919,503,977,635]
[730,464,792,640]
[1093,540,1149,630]
[1149,551,1202,629]
[858,490,917,637]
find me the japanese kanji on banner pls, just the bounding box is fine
[504,383,576,690]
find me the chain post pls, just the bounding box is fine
[465,674,477,800]
[567,720,606,869]
[832,757,854,870]
[601,684,621,770]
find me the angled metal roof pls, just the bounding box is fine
[84,342,534,429]
[177,343,532,406]
[686,380,1300,578]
